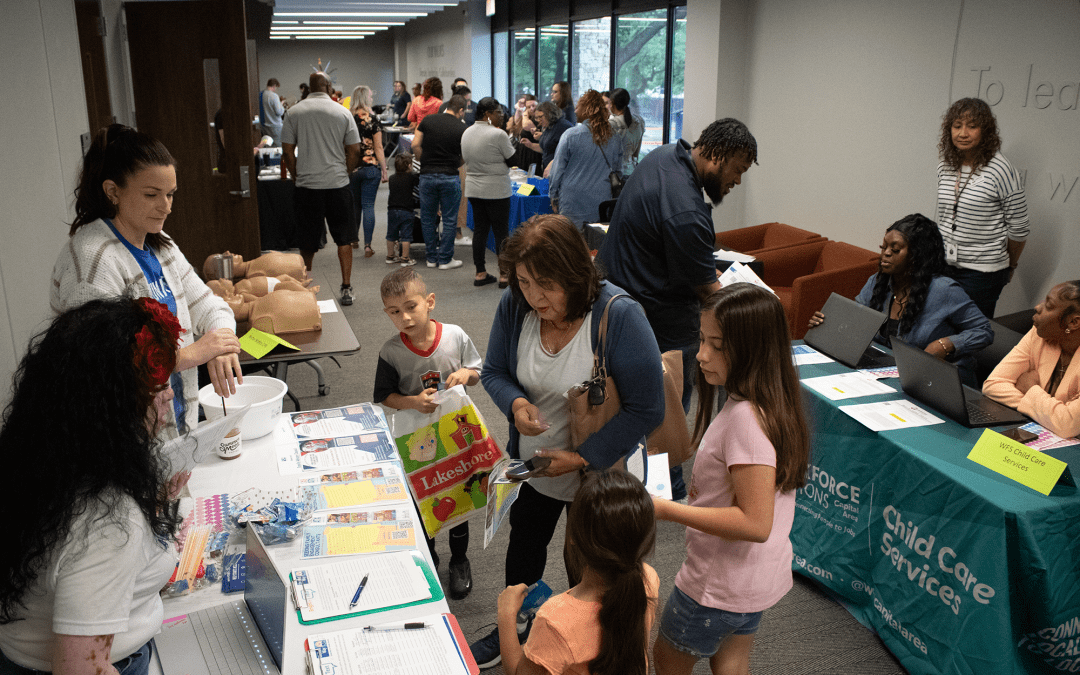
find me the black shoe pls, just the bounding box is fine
[473,273,497,287]
[449,557,472,599]
[339,284,354,306]
[470,626,501,670]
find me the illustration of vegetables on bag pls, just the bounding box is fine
[391,385,508,538]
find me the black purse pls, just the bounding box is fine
[599,146,625,198]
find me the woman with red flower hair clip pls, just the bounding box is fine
[0,297,189,675]
[51,124,242,439]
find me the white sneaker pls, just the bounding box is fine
[426,261,437,268]
[456,236,473,246]
[438,259,464,270]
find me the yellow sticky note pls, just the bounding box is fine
[967,429,1068,495]
[516,182,538,195]
[239,327,299,358]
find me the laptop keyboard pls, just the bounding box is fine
[966,401,998,425]
[189,603,277,675]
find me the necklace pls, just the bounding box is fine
[892,290,908,318]
[541,318,574,355]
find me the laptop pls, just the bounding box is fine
[156,527,288,675]
[892,338,1026,428]
[803,293,895,369]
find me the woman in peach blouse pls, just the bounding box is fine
[407,77,444,131]
[983,280,1080,437]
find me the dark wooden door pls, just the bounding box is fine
[125,0,261,270]
[75,1,113,134]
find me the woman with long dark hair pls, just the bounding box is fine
[609,88,645,177]
[550,81,576,125]
[0,297,187,674]
[809,213,992,384]
[498,470,658,675]
[51,124,241,439]
[935,97,1030,318]
[548,90,623,229]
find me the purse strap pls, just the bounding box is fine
[594,294,628,378]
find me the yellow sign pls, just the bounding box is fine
[967,429,1069,495]
[239,327,299,359]
[516,182,538,196]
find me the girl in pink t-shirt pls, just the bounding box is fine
[497,470,658,675]
[653,283,810,675]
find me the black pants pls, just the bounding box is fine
[505,481,579,588]
[469,197,511,274]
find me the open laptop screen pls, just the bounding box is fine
[245,528,288,670]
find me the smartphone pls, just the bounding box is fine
[1001,426,1038,444]
[505,456,552,481]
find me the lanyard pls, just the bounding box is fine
[951,166,976,229]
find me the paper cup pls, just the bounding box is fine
[217,427,242,460]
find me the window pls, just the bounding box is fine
[669,6,686,141]
[512,29,537,101]
[571,17,610,102]
[493,31,509,104]
[615,9,668,157]
[538,24,569,101]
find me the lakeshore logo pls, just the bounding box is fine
[873,596,928,655]
[1019,616,1080,671]
[880,505,997,616]
[799,464,861,523]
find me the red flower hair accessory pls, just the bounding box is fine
[132,297,183,387]
[136,297,184,346]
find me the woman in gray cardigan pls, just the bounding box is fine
[50,124,241,438]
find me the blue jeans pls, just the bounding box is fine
[1,639,154,675]
[387,208,414,243]
[946,266,1010,319]
[659,586,762,658]
[419,173,461,265]
[350,164,380,245]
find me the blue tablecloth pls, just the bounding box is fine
[467,177,552,252]
[792,347,1080,675]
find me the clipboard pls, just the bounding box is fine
[290,550,443,625]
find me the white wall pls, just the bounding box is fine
[255,31,397,108]
[0,0,88,409]
[687,0,1080,314]
[402,4,473,96]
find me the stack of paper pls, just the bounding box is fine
[292,551,432,622]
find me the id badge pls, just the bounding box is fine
[945,242,958,263]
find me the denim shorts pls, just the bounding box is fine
[658,585,763,658]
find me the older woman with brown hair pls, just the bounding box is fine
[548,90,623,229]
[470,213,663,669]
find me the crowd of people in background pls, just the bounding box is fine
[4,58,1067,675]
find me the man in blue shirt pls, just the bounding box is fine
[596,118,758,499]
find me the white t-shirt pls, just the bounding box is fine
[674,399,795,613]
[0,495,178,670]
[515,311,593,501]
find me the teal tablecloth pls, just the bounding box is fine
[793,349,1080,675]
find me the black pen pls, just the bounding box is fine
[363,622,427,631]
[348,573,369,609]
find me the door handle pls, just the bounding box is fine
[230,166,251,198]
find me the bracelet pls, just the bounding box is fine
[938,338,952,355]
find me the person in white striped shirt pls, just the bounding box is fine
[935,97,1030,318]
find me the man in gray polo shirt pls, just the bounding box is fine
[282,72,362,305]
[259,78,285,145]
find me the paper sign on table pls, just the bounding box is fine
[801,373,896,400]
[967,429,1069,495]
[317,299,339,314]
[838,399,945,432]
[516,182,538,195]
[792,344,833,366]
[239,327,299,358]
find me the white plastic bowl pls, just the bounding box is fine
[199,376,288,440]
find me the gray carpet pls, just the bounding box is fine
[274,181,908,674]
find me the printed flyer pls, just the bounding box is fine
[301,505,416,558]
[277,404,396,475]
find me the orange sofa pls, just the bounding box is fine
[753,240,879,339]
[715,222,826,257]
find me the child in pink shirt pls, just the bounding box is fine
[497,470,658,675]
[653,283,811,675]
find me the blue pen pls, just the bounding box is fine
[348,574,369,609]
